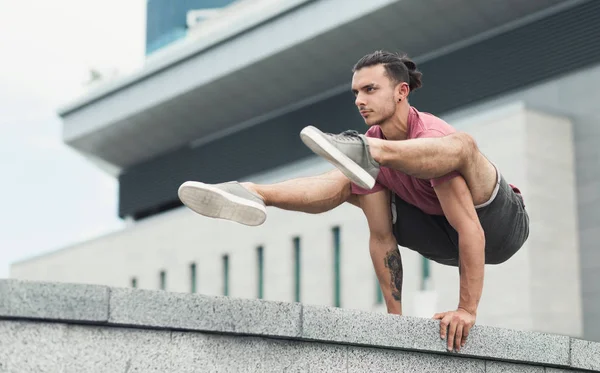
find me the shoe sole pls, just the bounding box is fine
[178,181,266,226]
[300,126,376,190]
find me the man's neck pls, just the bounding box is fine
[380,105,410,141]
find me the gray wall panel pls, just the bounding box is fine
[573,114,600,341]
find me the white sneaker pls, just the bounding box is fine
[178,181,266,226]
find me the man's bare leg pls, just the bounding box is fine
[178,168,358,226]
[367,133,497,205]
[243,169,356,214]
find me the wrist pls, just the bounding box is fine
[386,302,402,315]
[458,305,477,316]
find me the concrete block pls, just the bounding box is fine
[0,280,10,315]
[258,340,347,373]
[3,321,189,373]
[0,279,109,323]
[62,326,131,373]
[109,288,302,337]
[301,305,570,366]
[485,361,543,372]
[347,345,485,372]
[171,332,348,372]
[170,332,258,372]
[450,324,570,366]
[571,337,600,371]
[0,320,67,373]
[63,325,173,373]
[302,305,446,349]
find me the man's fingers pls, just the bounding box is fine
[455,323,464,351]
[461,324,471,347]
[446,316,458,351]
[432,312,445,320]
[439,314,451,340]
[436,310,476,351]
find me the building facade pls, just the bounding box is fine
[11,0,600,341]
[146,0,238,55]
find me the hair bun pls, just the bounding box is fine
[401,57,417,72]
[399,55,422,90]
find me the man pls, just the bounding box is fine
[178,50,530,352]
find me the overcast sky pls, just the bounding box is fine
[0,0,146,278]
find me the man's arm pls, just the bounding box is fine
[433,175,485,351]
[356,189,403,315]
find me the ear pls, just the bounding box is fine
[395,82,410,102]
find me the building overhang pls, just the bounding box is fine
[58,0,581,174]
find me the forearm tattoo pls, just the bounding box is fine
[384,249,403,301]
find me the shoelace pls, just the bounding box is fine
[328,130,364,143]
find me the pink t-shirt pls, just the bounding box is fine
[351,106,461,216]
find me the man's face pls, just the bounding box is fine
[351,64,397,127]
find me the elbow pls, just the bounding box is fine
[458,223,485,247]
[370,231,395,243]
[369,232,397,251]
[474,225,485,244]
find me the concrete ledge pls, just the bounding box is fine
[0,279,109,323]
[0,279,598,372]
[109,288,302,337]
[572,338,600,371]
[301,304,571,366]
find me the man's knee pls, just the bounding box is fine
[454,132,479,159]
[320,169,351,183]
[448,132,480,172]
[317,169,353,202]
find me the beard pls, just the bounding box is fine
[365,98,396,127]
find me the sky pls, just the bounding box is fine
[0,0,147,278]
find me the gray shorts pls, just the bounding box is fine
[391,169,530,267]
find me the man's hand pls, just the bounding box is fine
[433,308,476,352]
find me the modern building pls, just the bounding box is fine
[145,0,239,55]
[11,0,600,342]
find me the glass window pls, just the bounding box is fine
[293,237,301,302]
[257,246,264,299]
[332,226,341,307]
[145,0,239,55]
[223,255,229,296]
[159,270,166,290]
[190,262,197,293]
[421,256,431,291]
